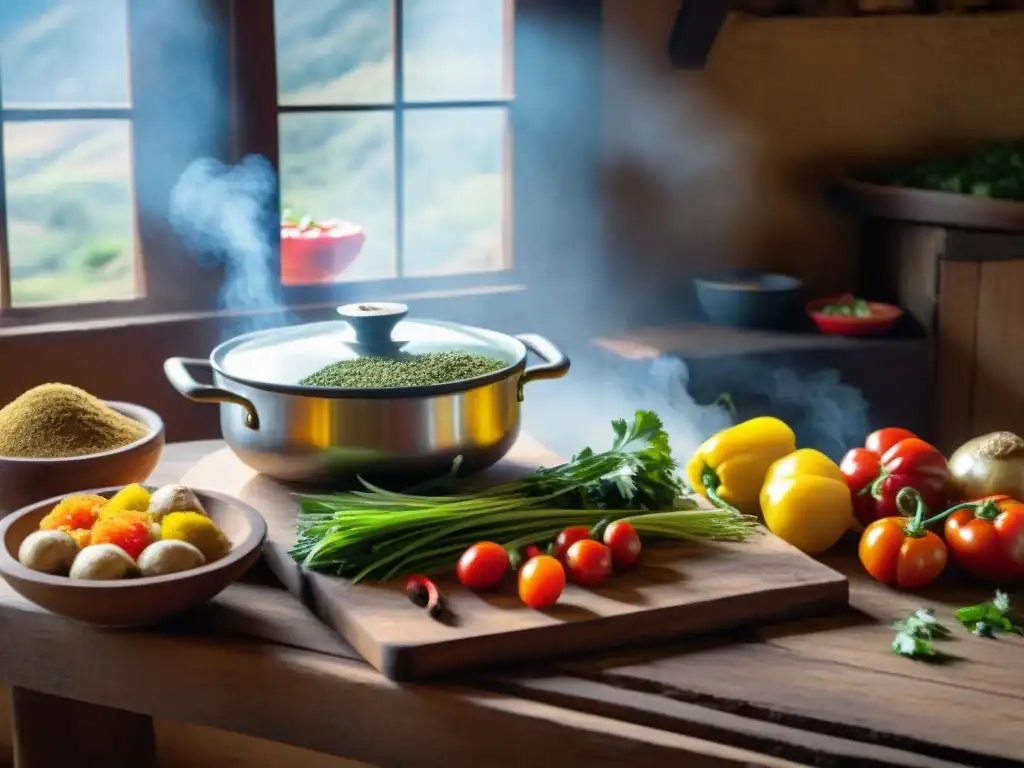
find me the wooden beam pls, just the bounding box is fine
[668,1,732,69]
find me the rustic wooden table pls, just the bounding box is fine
[1,441,1021,768]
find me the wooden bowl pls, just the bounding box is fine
[0,401,165,517]
[0,486,267,627]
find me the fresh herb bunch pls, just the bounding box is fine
[956,591,1023,638]
[290,410,758,582]
[877,141,1024,201]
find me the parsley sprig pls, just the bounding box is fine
[891,608,954,661]
[955,591,1024,638]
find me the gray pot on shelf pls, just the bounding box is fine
[163,302,570,486]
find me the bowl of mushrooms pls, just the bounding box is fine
[0,483,266,627]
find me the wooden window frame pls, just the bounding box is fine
[0,0,603,332]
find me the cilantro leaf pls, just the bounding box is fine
[955,591,1024,637]
[891,608,956,661]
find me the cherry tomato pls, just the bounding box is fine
[864,427,917,458]
[456,541,509,590]
[553,526,592,560]
[565,539,613,586]
[518,555,566,608]
[603,521,642,568]
[945,496,1024,584]
[858,517,947,589]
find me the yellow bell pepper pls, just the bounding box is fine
[759,448,853,554]
[685,416,796,514]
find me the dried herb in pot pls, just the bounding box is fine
[0,383,149,459]
[300,350,505,389]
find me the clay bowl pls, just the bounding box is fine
[0,486,266,627]
[0,401,165,517]
[807,296,903,337]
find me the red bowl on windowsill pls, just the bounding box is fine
[281,222,366,286]
[807,296,903,336]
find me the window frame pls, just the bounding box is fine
[0,0,603,329]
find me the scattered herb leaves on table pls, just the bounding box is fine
[891,608,955,661]
[956,591,1024,638]
[291,410,760,582]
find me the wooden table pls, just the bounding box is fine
[1,441,1021,768]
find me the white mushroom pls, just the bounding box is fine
[137,540,206,577]
[147,484,206,523]
[69,544,137,580]
[18,530,79,575]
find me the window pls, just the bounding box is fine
[0,0,138,309]
[275,0,512,290]
[0,0,602,325]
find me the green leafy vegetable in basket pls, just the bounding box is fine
[876,141,1024,202]
[290,410,760,582]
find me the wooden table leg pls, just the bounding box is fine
[11,687,156,768]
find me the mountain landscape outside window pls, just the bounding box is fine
[0,0,514,315]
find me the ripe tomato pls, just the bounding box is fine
[603,521,642,568]
[553,526,592,560]
[865,428,917,458]
[565,539,613,586]
[858,517,947,589]
[456,541,509,590]
[945,496,1024,584]
[839,447,882,527]
[518,555,566,608]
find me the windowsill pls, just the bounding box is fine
[0,282,527,338]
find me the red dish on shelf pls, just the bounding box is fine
[807,296,903,337]
[280,222,366,286]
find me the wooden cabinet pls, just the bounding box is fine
[861,222,1024,453]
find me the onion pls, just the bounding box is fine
[948,431,1024,501]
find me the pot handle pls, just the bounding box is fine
[163,357,260,430]
[517,334,571,391]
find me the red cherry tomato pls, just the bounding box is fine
[553,526,592,560]
[565,539,613,586]
[944,496,1024,584]
[456,541,509,590]
[602,521,642,568]
[864,427,917,458]
[518,555,566,608]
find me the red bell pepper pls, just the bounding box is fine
[840,429,949,526]
[841,428,917,526]
[943,495,1024,584]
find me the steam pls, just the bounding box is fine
[169,155,286,330]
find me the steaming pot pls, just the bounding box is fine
[163,302,569,485]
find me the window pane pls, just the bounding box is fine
[279,112,396,284]
[403,108,507,277]
[4,120,137,306]
[275,0,394,106]
[0,0,130,108]
[403,0,510,102]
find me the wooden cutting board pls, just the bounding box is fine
[182,435,849,681]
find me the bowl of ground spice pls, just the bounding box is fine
[0,384,165,516]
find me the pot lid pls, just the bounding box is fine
[212,302,524,390]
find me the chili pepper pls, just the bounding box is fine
[405,574,445,618]
[942,495,1024,584]
[858,488,949,590]
[685,416,796,515]
[760,448,854,554]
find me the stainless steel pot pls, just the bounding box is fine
[164,302,569,485]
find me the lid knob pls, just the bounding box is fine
[337,302,408,357]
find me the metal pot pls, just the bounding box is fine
[163,302,569,485]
